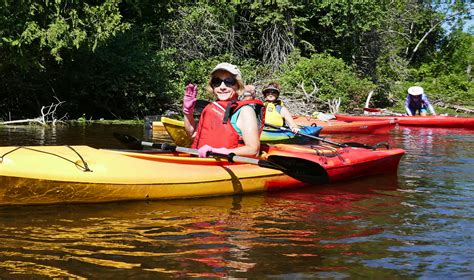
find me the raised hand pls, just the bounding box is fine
[183,83,198,115]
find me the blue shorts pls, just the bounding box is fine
[409,107,427,115]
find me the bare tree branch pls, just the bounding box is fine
[408,11,464,62]
[1,98,67,126]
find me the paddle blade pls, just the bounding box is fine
[113,133,143,150]
[363,107,382,112]
[113,133,170,150]
[195,99,211,114]
[266,155,329,185]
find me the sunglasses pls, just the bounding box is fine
[211,77,237,88]
[263,89,279,95]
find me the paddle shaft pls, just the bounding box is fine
[122,139,268,167]
[173,146,329,184]
[173,146,282,169]
[113,132,329,184]
[140,141,165,149]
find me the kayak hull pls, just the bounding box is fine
[0,146,304,205]
[335,114,474,128]
[293,116,396,134]
[0,145,405,205]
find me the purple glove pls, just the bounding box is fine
[197,145,231,158]
[183,83,198,114]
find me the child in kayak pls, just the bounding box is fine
[242,84,256,100]
[405,86,436,116]
[183,63,265,157]
[262,82,300,133]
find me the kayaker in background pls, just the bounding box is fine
[183,62,265,158]
[242,84,256,100]
[405,86,436,116]
[263,82,300,133]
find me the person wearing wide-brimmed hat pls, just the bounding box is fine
[405,86,436,116]
[262,82,300,133]
[182,62,265,157]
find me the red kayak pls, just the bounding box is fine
[335,114,474,129]
[293,116,396,134]
[264,144,405,183]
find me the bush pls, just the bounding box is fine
[278,52,375,111]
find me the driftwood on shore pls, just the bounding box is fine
[435,102,474,114]
[1,99,68,126]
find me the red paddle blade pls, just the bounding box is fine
[363,107,382,112]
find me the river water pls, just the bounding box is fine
[0,123,473,279]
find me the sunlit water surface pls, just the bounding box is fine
[0,124,473,279]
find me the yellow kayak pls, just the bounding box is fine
[158,117,323,146]
[0,145,306,205]
[0,141,405,205]
[160,117,193,147]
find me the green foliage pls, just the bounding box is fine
[1,0,130,65]
[176,55,261,100]
[400,74,473,106]
[278,52,375,110]
[77,113,87,124]
[1,0,472,119]
[162,3,239,61]
[406,30,473,105]
[58,31,180,119]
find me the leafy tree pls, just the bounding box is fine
[1,0,130,65]
[1,0,472,119]
[405,30,473,106]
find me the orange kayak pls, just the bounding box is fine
[293,116,396,134]
[0,144,405,205]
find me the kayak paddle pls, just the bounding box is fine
[113,133,329,184]
[264,123,389,150]
[363,107,382,112]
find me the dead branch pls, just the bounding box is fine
[409,11,463,62]
[299,80,319,101]
[364,90,375,114]
[1,99,68,126]
[259,23,294,71]
[327,98,341,115]
[435,101,474,114]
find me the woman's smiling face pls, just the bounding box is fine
[210,70,238,101]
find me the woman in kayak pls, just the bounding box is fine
[405,86,436,116]
[183,62,265,158]
[263,82,300,133]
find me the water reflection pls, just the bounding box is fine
[0,123,150,148]
[0,123,473,278]
[0,174,411,279]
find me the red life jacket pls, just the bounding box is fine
[191,99,265,149]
